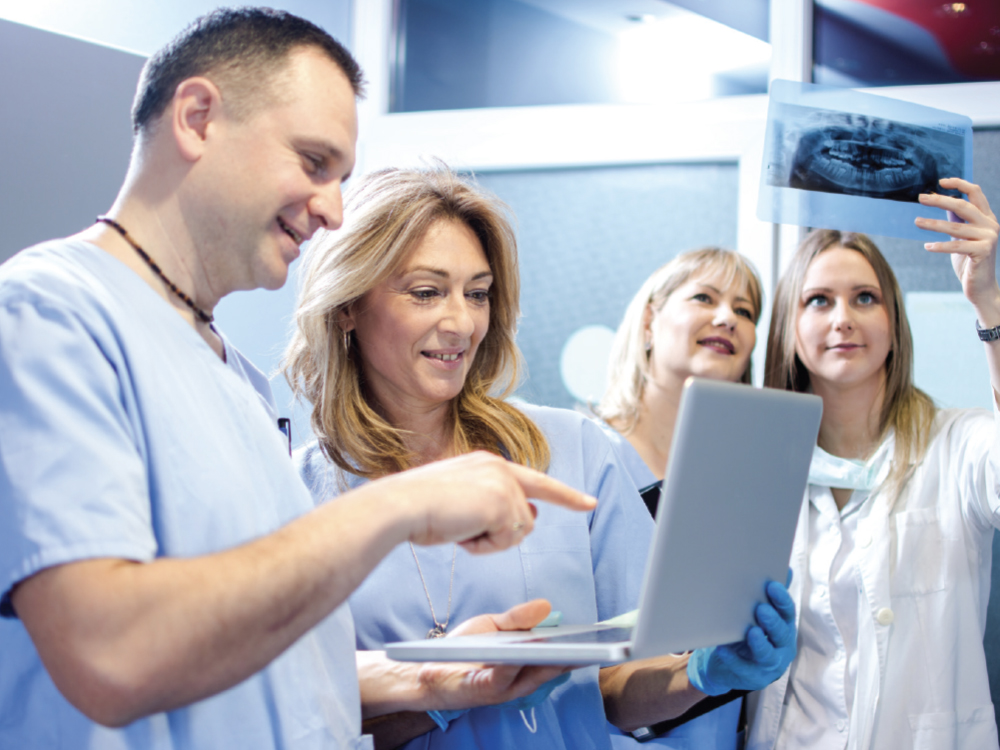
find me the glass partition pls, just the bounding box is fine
[392,0,771,111]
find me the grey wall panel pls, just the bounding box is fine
[475,162,739,408]
[0,19,144,261]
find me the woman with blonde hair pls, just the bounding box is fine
[285,166,796,750]
[748,178,1000,750]
[599,248,762,507]
[596,248,765,747]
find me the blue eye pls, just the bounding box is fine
[692,293,712,303]
[805,294,828,308]
[857,291,879,305]
[736,307,754,320]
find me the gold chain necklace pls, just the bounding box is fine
[408,542,458,638]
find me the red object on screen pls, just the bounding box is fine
[853,0,1000,79]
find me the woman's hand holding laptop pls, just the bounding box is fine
[686,579,797,696]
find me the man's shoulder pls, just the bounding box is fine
[0,238,108,308]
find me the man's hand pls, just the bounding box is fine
[12,454,595,729]
[371,452,597,553]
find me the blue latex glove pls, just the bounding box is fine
[498,671,571,711]
[427,672,571,731]
[427,708,469,732]
[687,580,797,696]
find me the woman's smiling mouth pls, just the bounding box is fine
[422,351,462,363]
[698,336,735,354]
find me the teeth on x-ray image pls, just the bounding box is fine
[786,113,963,203]
[758,80,973,242]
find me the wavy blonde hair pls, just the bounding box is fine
[284,166,549,478]
[597,247,763,433]
[764,229,936,491]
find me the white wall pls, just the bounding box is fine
[0,0,351,56]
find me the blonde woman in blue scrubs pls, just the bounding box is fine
[597,247,765,749]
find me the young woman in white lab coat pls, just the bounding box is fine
[749,178,1000,750]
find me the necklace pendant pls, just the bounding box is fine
[426,625,447,639]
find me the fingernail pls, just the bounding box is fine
[924,243,934,250]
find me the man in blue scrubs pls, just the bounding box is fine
[0,9,593,748]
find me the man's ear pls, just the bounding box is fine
[171,77,223,162]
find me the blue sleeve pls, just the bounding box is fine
[0,296,155,615]
[293,440,351,506]
[581,418,655,621]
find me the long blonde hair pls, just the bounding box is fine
[597,247,763,433]
[764,229,936,489]
[284,166,549,478]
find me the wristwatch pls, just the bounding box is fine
[976,320,1000,342]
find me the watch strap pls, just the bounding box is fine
[976,320,1000,342]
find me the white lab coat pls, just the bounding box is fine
[746,407,1000,750]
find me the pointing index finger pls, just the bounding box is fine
[505,463,597,512]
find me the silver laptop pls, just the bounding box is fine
[386,378,822,665]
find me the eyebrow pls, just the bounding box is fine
[695,283,752,305]
[402,266,493,281]
[802,284,881,294]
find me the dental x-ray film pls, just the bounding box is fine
[758,80,973,241]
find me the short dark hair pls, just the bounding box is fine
[131,7,364,134]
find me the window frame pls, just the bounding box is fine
[351,0,1000,383]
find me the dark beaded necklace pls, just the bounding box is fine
[96,216,214,324]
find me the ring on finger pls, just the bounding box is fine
[512,521,524,533]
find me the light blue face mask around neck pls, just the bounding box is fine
[808,444,891,491]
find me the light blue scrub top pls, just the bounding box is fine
[598,422,741,750]
[298,404,655,750]
[0,240,369,750]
